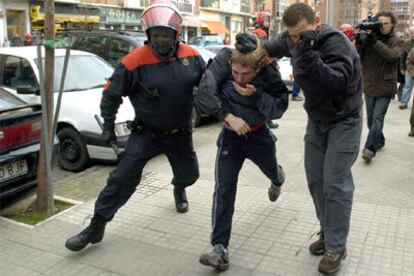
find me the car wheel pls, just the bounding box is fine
[191,106,201,128]
[57,127,90,172]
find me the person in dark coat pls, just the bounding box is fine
[356,11,404,162]
[65,0,205,252]
[264,3,363,274]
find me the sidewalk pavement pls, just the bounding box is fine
[1,99,413,276]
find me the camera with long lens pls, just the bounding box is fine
[355,18,383,45]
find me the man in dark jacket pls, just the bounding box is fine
[356,11,404,162]
[264,3,362,274]
[197,34,288,271]
[65,0,205,252]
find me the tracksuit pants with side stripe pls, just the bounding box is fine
[210,127,285,248]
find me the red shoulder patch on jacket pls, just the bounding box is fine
[121,45,160,71]
[253,28,267,39]
[177,44,202,59]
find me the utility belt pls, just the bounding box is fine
[126,120,190,136]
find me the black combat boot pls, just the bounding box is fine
[65,214,107,251]
[174,186,189,213]
[267,120,279,129]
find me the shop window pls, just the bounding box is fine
[108,38,132,66]
[2,56,37,89]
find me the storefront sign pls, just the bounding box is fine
[99,8,141,25]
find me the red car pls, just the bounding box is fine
[0,87,42,200]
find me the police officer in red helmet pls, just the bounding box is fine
[65,0,205,252]
[338,24,355,42]
[253,11,279,128]
[253,11,272,40]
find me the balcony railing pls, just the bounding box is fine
[170,0,193,13]
[200,0,220,9]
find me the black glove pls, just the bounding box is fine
[295,31,318,54]
[235,33,257,53]
[102,121,116,146]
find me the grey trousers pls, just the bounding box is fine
[304,111,362,253]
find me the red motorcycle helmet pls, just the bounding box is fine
[257,11,271,28]
[141,0,182,36]
[339,24,355,40]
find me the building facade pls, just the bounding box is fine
[0,0,31,46]
[1,0,412,47]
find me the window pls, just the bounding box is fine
[1,56,37,89]
[36,55,113,92]
[72,35,87,50]
[84,35,107,59]
[108,38,132,66]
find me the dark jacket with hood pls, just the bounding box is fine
[195,48,289,125]
[264,24,363,123]
[356,30,404,97]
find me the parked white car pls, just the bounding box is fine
[0,46,134,172]
[277,57,293,90]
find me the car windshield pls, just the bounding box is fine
[0,89,26,111]
[36,55,114,92]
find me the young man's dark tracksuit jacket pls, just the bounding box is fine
[95,43,205,221]
[195,47,289,247]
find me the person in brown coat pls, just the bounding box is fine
[406,47,414,136]
[356,11,404,162]
[399,26,414,107]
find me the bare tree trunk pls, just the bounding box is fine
[37,0,55,215]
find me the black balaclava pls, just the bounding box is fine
[148,26,177,59]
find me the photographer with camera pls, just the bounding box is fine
[356,11,404,163]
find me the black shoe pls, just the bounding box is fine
[399,103,408,109]
[318,248,347,274]
[361,148,375,163]
[309,231,325,255]
[409,127,414,137]
[65,214,107,251]
[267,121,279,129]
[199,244,229,271]
[174,186,189,213]
[268,184,281,202]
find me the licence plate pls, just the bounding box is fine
[0,160,28,183]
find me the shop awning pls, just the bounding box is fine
[182,17,207,28]
[201,20,229,34]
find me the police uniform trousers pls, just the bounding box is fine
[94,130,199,221]
[304,111,362,253]
[210,126,285,248]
